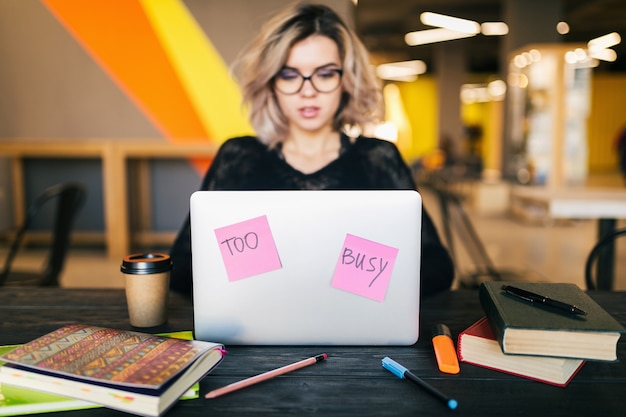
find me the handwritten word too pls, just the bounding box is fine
[220,232,259,256]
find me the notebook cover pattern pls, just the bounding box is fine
[1,325,210,388]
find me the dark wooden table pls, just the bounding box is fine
[1,288,625,417]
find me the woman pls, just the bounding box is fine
[170,2,454,297]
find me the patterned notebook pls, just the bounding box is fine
[0,334,200,417]
[1,325,223,389]
[0,325,224,417]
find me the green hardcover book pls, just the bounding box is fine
[0,332,202,416]
[479,281,625,361]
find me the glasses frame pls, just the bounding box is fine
[273,68,344,95]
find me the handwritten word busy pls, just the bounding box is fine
[341,247,389,287]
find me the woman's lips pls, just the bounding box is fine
[299,106,320,118]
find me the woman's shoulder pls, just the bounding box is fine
[344,134,415,189]
[200,136,272,190]
[351,135,403,158]
[219,136,267,152]
[213,136,271,162]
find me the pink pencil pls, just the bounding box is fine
[205,353,328,399]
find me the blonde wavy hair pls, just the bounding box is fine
[233,2,382,146]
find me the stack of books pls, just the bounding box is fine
[0,326,225,417]
[457,281,625,387]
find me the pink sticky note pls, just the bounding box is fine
[214,215,282,281]
[331,234,399,302]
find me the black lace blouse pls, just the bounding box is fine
[169,134,454,297]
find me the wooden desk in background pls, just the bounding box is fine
[0,139,217,260]
[511,185,626,290]
[1,288,625,417]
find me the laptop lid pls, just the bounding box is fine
[190,190,421,345]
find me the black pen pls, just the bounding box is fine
[501,285,587,315]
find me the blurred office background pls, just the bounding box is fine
[1,0,625,290]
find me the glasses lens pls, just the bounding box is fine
[274,69,302,94]
[274,68,342,94]
[311,69,342,93]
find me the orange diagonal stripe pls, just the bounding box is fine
[41,0,212,142]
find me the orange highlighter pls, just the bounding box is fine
[432,324,460,374]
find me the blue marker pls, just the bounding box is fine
[382,356,458,410]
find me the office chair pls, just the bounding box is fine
[585,227,626,290]
[0,182,86,287]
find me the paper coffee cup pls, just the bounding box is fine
[121,253,172,328]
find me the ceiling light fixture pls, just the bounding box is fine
[588,32,621,51]
[460,80,506,103]
[376,60,427,81]
[556,21,570,35]
[420,12,480,34]
[587,32,621,62]
[481,22,509,36]
[405,28,475,46]
[588,48,617,62]
[487,80,507,99]
[407,12,508,46]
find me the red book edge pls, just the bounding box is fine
[457,317,585,387]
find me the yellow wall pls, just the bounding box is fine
[587,73,626,172]
[394,75,504,172]
[395,76,439,163]
[461,100,504,173]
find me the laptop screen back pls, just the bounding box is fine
[190,190,422,345]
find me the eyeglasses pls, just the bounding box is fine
[274,67,343,95]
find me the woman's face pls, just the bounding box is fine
[274,35,343,138]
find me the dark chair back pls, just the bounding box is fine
[585,228,626,290]
[0,182,86,286]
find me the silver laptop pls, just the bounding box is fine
[190,190,422,345]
